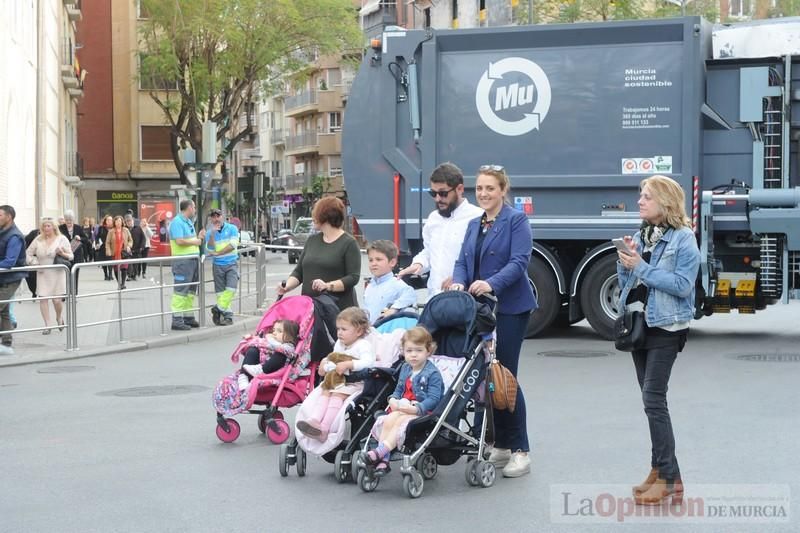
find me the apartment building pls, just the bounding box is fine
[0,0,84,232]
[75,0,181,223]
[360,0,512,35]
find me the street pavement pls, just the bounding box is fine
[1,256,799,532]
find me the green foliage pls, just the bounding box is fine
[138,0,361,182]
[770,0,800,16]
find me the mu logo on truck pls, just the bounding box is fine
[475,57,551,137]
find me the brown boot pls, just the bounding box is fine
[634,477,684,506]
[632,467,658,496]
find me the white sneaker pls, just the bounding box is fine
[0,344,14,356]
[243,364,264,378]
[487,447,511,467]
[237,374,250,390]
[502,452,531,478]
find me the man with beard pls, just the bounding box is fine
[397,162,482,295]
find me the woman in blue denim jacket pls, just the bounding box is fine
[617,175,700,506]
[366,327,443,473]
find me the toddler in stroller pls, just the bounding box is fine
[239,319,300,389]
[357,291,497,498]
[211,294,338,444]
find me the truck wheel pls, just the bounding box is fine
[525,256,560,338]
[579,254,620,340]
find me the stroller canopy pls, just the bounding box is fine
[418,291,495,357]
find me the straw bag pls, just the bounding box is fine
[488,359,518,412]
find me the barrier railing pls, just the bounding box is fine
[1,247,268,353]
[0,264,74,350]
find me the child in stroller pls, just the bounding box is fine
[364,327,443,475]
[357,290,498,498]
[212,294,338,445]
[238,319,300,389]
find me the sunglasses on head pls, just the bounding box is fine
[479,164,505,173]
[428,187,456,198]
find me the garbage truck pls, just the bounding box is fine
[342,16,800,339]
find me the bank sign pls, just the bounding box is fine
[475,57,551,137]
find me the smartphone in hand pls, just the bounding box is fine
[612,238,632,255]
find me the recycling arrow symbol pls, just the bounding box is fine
[475,57,551,137]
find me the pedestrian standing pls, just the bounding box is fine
[617,175,700,506]
[139,219,153,279]
[168,200,205,331]
[397,162,482,295]
[59,210,88,292]
[125,214,145,281]
[204,208,239,326]
[0,205,27,355]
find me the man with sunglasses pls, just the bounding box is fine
[398,162,482,295]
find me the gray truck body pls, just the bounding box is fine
[343,16,800,338]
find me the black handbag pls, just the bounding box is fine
[53,254,72,268]
[614,310,646,351]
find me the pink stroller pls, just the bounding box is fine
[212,295,334,444]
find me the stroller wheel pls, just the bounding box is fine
[215,418,241,443]
[279,443,290,477]
[477,461,496,488]
[357,468,379,493]
[351,451,364,483]
[403,470,424,499]
[296,448,307,477]
[266,419,291,444]
[334,450,351,483]
[416,453,438,480]
[465,458,480,487]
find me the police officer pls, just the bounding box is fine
[169,200,205,331]
[204,208,239,326]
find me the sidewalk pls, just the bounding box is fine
[0,259,266,367]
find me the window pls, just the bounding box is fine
[139,54,178,91]
[424,8,431,28]
[140,126,173,160]
[729,0,752,17]
[329,112,341,132]
[137,0,150,20]
[271,160,281,178]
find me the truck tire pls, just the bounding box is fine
[525,256,560,338]
[579,254,620,340]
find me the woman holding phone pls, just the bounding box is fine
[616,175,700,506]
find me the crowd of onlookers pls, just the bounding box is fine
[0,206,154,354]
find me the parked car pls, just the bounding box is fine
[238,230,256,257]
[269,217,314,264]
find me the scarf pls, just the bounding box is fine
[640,222,669,248]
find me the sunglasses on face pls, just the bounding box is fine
[428,187,456,198]
[479,164,505,173]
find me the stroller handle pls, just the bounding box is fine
[276,280,287,301]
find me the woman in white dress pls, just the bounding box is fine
[26,217,73,334]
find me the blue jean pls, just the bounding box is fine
[632,337,682,480]
[493,312,530,452]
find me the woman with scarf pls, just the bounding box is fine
[105,216,133,290]
[616,175,700,506]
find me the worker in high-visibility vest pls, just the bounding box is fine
[168,199,205,331]
[204,208,239,326]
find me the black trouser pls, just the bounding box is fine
[128,250,142,278]
[140,247,150,276]
[632,333,685,481]
[113,266,128,289]
[242,346,286,375]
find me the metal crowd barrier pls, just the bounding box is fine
[1,248,268,352]
[0,264,74,349]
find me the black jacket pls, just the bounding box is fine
[129,225,145,252]
[59,224,88,263]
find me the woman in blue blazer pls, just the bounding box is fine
[451,165,537,478]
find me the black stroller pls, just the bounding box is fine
[356,291,497,498]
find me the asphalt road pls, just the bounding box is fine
[1,257,798,532]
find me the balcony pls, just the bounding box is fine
[238,113,258,132]
[65,0,82,22]
[284,90,317,117]
[285,132,318,156]
[270,129,285,146]
[318,131,341,156]
[318,88,343,113]
[284,174,310,190]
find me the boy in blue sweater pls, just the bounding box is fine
[363,240,416,324]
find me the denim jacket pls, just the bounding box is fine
[617,226,700,328]
[390,359,444,415]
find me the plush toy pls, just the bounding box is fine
[322,352,356,390]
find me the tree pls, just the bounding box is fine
[139,0,362,184]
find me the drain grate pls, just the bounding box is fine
[97,385,209,397]
[539,350,611,358]
[735,353,800,363]
[37,365,95,374]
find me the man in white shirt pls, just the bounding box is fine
[398,162,483,295]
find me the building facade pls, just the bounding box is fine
[0,0,84,232]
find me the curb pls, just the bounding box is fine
[0,316,263,368]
